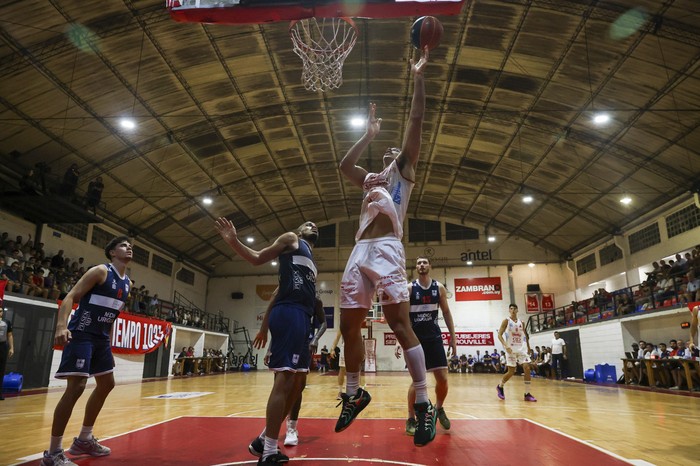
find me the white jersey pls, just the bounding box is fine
[551,337,566,355]
[504,317,527,353]
[356,159,414,241]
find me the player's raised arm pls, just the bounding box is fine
[215,217,297,265]
[397,46,428,175]
[339,102,379,188]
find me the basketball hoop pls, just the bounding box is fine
[289,17,358,92]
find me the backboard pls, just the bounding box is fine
[167,0,466,25]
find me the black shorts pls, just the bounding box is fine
[420,338,448,371]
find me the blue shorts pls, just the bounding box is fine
[420,337,448,372]
[56,338,114,378]
[268,304,312,372]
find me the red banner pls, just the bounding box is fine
[525,293,540,313]
[541,293,555,311]
[385,331,494,346]
[110,312,172,354]
[454,277,502,301]
[54,303,171,355]
[0,279,6,307]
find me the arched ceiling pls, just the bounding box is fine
[1,0,698,271]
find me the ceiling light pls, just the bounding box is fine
[271,261,278,266]
[522,195,533,204]
[620,196,632,205]
[350,117,364,128]
[487,236,496,243]
[593,113,610,125]
[246,237,254,244]
[202,197,213,205]
[120,118,136,130]
[528,262,535,268]
[466,260,473,266]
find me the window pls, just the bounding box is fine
[445,223,480,241]
[599,244,623,266]
[176,267,195,285]
[90,226,112,249]
[151,254,173,276]
[49,223,87,241]
[666,204,700,239]
[576,253,596,275]
[131,245,150,267]
[315,224,336,248]
[628,223,661,254]
[408,219,441,243]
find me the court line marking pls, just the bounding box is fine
[10,416,186,466]
[523,418,641,465]
[212,458,428,466]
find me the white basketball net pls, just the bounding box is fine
[289,17,358,92]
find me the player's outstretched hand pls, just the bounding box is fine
[215,217,237,243]
[253,330,268,349]
[366,102,381,138]
[410,46,429,75]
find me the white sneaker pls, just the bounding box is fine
[41,450,77,466]
[284,428,298,446]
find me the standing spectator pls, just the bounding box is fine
[86,177,104,213]
[551,331,568,380]
[319,345,330,373]
[0,308,15,400]
[51,250,66,270]
[59,163,80,199]
[41,236,132,465]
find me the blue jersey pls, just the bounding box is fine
[409,279,442,341]
[275,238,317,316]
[68,264,130,341]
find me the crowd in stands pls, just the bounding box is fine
[624,339,700,390]
[0,230,161,319]
[531,245,700,333]
[448,346,561,379]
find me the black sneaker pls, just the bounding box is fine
[258,452,290,465]
[437,406,451,430]
[413,401,437,447]
[249,437,264,457]
[334,387,372,432]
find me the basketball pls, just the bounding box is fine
[410,16,443,51]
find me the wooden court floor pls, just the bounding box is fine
[1,371,698,465]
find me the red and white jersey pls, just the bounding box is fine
[356,159,414,242]
[505,317,527,353]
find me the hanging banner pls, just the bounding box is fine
[54,302,171,354]
[541,293,555,311]
[0,279,6,307]
[525,293,540,313]
[384,331,494,346]
[110,312,172,354]
[454,277,502,301]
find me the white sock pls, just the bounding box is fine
[258,428,266,440]
[288,419,297,430]
[263,435,277,460]
[49,436,63,453]
[78,426,93,441]
[404,345,429,403]
[524,380,531,394]
[346,372,360,396]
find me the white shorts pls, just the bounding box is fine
[505,350,531,367]
[340,237,409,310]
